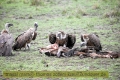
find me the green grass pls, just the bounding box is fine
[0,0,120,80]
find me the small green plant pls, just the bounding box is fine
[30,0,44,6]
[102,0,108,2]
[19,64,24,68]
[62,10,67,16]
[67,15,73,19]
[76,14,81,19]
[41,59,47,64]
[23,0,29,4]
[6,0,16,4]
[28,15,33,19]
[104,9,120,18]
[76,8,86,16]
[93,3,100,9]
[74,0,78,2]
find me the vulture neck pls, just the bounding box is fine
[5,25,10,33]
[34,26,37,31]
[83,36,89,44]
[84,39,88,44]
[61,34,66,39]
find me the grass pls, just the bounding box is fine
[0,0,120,80]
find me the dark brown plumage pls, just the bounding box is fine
[80,33,102,52]
[49,31,76,49]
[12,22,38,50]
[0,23,14,56]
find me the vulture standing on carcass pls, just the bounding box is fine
[0,23,14,56]
[12,22,38,50]
[80,33,102,52]
[49,31,76,49]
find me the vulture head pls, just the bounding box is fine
[5,23,13,27]
[80,34,89,48]
[34,22,38,31]
[80,33,102,52]
[1,23,13,34]
[0,23,14,56]
[49,31,76,49]
[56,31,67,40]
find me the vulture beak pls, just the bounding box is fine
[8,23,13,27]
[34,22,38,27]
[5,23,13,27]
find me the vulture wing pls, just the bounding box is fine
[4,34,14,56]
[88,34,102,52]
[13,30,33,50]
[0,33,13,56]
[13,32,26,50]
[0,35,6,55]
[32,32,37,40]
[49,33,56,44]
[66,34,76,49]
[81,35,84,42]
[15,32,25,41]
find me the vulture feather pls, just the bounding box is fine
[13,22,38,50]
[80,33,102,52]
[49,31,76,49]
[0,23,14,56]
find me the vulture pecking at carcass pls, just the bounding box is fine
[12,22,38,50]
[0,23,14,56]
[49,31,76,49]
[80,33,102,52]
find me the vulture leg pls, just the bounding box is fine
[27,43,31,50]
[24,43,28,51]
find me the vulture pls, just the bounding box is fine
[80,33,102,52]
[12,22,38,50]
[49,31,76,49]
[0,23,14,56]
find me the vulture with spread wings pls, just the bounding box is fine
[0,23,14,56]
[49,31,76,49]
[80,33,102,52]
[12,22,38,50]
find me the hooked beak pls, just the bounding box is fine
[34,22,38,27]
[8,23,13,27]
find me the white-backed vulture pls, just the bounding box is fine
[49,31,76,49]
[12,22,38,50]
[0,23,14,56]
[80,33,102,52]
